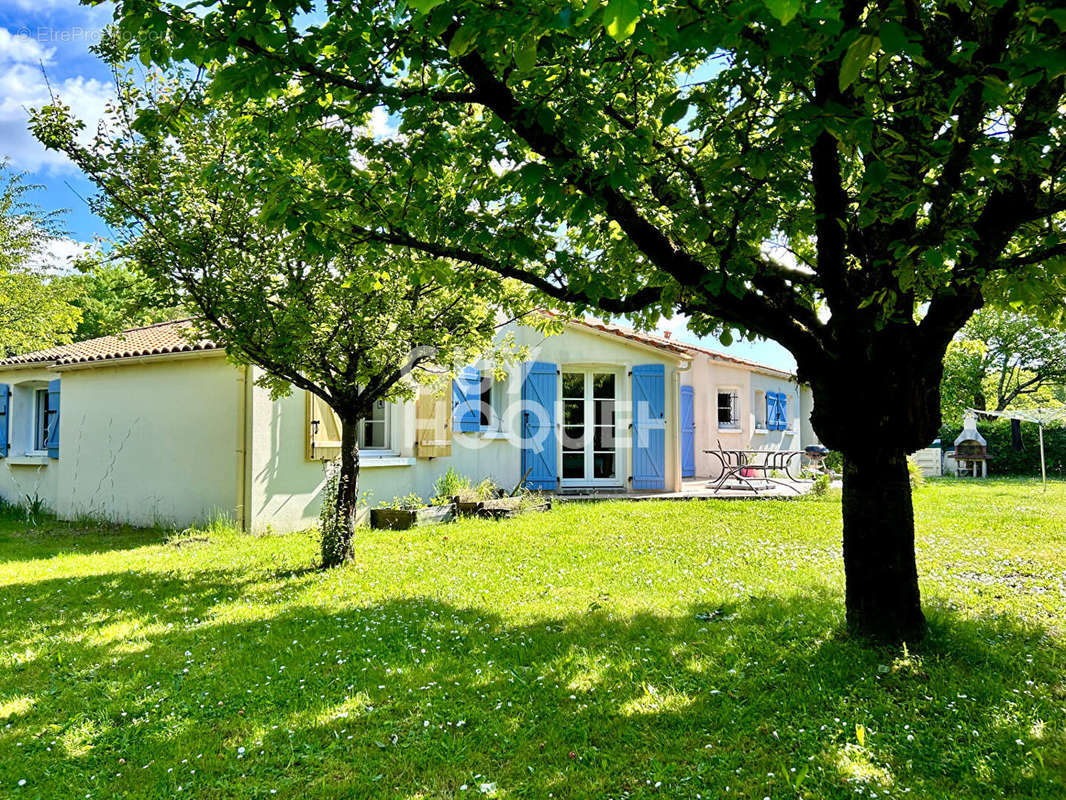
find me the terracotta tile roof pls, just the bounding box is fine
[567,317,795,378]
[0,319,220,368]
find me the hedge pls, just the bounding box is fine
[938,418,1066,477]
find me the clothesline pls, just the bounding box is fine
[966,407,1066,426]
[965,406,1066,491]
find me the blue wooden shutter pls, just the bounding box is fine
[521,362,558,490]
[632,364,666,489]
[452,366,480,432]
[680,385,695,478]
[777,392,789,430]
[0,384,8,457]
[766,392,780,430]
[46,379,61,458]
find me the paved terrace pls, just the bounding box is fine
[555,477,816,502]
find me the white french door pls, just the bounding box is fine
[561,369,621,487]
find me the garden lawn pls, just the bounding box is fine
[1,479,1064,800]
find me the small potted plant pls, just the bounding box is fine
[432,469,503,516]
[371,493,455,530]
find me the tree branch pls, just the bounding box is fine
[232,36,481,105]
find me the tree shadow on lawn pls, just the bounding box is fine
[0,569,1063,800]
[0,517,166,563]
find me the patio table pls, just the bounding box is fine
[704,448,807,495]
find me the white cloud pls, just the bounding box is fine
[0,28,56,65]
[0,61,112,173]
[0,4,116,173]
[28,236,92,274]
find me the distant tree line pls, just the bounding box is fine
[940,309,1066,427]
[0,161,181,356]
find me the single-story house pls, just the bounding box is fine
[0,318,814,533]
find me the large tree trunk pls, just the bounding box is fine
[805,327,943,642]
[840,448,925,642]
[321,415,360,568]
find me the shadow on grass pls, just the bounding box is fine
[0,516,166,563]
[0,566,1063,800]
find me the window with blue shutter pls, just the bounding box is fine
[46,379,61,458]
[452,366,480,432]
[777,392,789,431]
[766,392,780,431]
[0,383,8,457]
[632,364,666,490]
[521,361,558,490]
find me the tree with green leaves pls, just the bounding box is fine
[60,260,186,341]
[32,73,539,567]
[0,161,81,355]
[939,338,987,427]
[941,309,1066,423]
[41,0,1066,639]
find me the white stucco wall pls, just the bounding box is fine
[799,384,818,448]
[54,354,243,528]
[0,366,62,512]
[247,322,686,534]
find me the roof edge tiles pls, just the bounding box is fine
[0,319,220,368]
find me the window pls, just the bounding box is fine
[763,391,789,431]
[33,388,52,452]
[592,372,616,479]
[359,399,388,449]
[478,376,493,427]
[717,390,740,429]
[475,372,504,430]
[454,368,501,433]
[562,371,585,479]
[754,390,767,430]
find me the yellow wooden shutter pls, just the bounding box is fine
[306,391,343,461]
[415,387,451,458]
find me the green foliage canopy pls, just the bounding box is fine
[32,71,539,410]
[82,0,1066,352]
[59,260,185,341]
[0,163,81,355]
[941,308,1066,422]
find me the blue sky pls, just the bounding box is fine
[1,1,115,247]
[0,1,797,372]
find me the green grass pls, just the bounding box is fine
[1,479,1064,799]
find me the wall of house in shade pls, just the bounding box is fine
[54,355,243,528]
